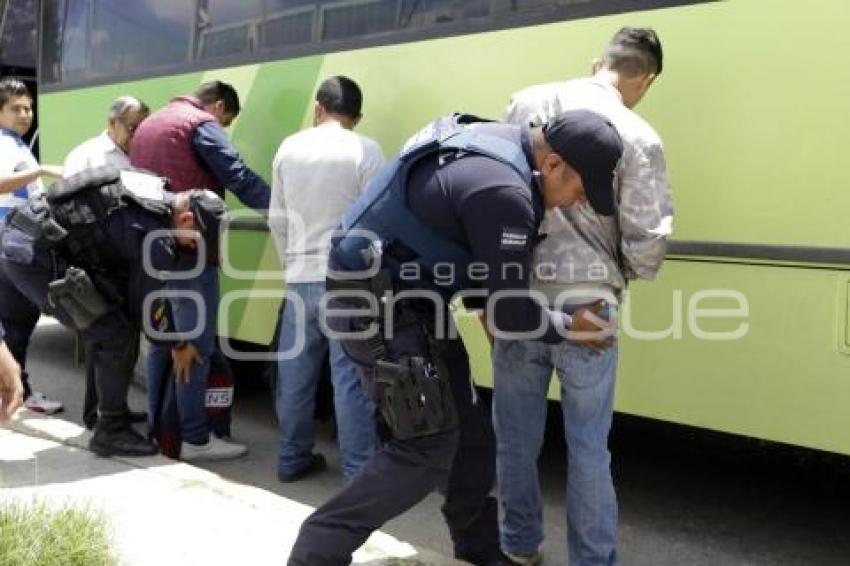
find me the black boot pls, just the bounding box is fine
[85,407,148,430]
[90,413,158,457]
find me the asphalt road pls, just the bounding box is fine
[21,321,850,565]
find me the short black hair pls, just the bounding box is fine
[602,27,663,77]
[0,77,30,110]
[315,76,363,119]
[195,80,240,116]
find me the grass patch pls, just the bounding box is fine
[0,500,117,566]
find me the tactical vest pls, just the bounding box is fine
[331,114,535,297]
[45,166,171,303]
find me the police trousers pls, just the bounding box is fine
[0,252,137,416]
[287,311,499,565]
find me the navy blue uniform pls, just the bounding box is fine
[0,197,178,417]
[290,124,560,565]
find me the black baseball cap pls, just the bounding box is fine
[543,110,623,216]
[187,189,228,247]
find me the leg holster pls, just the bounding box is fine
[47,267,111,331]
[327,269,459,440]
[374,344,458,440]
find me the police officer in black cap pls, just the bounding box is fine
[0,165,226,456]
[287,109,623,565]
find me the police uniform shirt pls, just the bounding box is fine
[406,122,568,343]
[63,131,130,177]
[0,128,42,219]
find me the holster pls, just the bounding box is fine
[7,199,68,245]
[374,349,458,441]
[47,267,112,330]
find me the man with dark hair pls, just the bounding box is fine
[129,80,269,461]
[194,80,240,122]
[0,166,226,456]
[270,75,382,482]
[496,27,673,565]
[130,80,267,202]
[315,76,362,118]
[287,110,622,566]
[0,77,64,415]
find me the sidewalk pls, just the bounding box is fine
[0,411,462,565]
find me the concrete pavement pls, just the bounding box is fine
[0,411,460,566]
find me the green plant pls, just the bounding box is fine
[0,500,116,566]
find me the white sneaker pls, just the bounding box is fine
[24,391,64,415]
[180,436,247,462]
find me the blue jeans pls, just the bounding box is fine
[276,282,377,480]
[147,265,218,444]
[493,337,618,565]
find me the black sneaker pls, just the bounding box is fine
[90,419,158,457]
[278,453,327,483]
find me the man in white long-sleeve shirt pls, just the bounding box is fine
[270,76,383,482]
[63,95,149,176]
[494,28,674,566]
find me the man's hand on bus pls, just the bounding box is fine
[172,342,202,384]
[567,301,614,353]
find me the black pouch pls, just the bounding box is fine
[374,354,458,440]
[47,267,111,330]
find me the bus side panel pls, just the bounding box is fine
[458,264,850,456]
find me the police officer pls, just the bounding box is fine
[0,165,227,456]
[287,110,623,565]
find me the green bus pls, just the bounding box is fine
[37,0,850,455]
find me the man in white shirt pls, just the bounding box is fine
[270,76,383,482]
[495,28,674,565]
[63,96,149,176]
[0,77,63,414]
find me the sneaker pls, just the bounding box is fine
[181,436,247,462]
[495,550,544,566]
[24,391,64,415]
[277,453,327,483]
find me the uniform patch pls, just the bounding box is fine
[500,226,529,250]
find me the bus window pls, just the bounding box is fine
[89,1,192,78]
[320,0,398,41]
[40,0,90,84]
[0,0,37,70]
[259,5,316,50]
[197,0,263,59]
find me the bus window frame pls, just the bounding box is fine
[40,0,716,93]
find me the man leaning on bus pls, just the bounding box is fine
[130,80,270,461]
[494,27,674,565]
